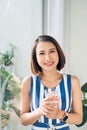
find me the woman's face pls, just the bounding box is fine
[36,41,59,72]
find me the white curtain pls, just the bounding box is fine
[42,0,71,73]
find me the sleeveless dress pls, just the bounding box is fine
[30,74,72,130]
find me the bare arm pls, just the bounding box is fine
[20,76,59,126]
[20,77,42,126]
[66,75,83,124]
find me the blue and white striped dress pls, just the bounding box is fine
[30,74,72,130]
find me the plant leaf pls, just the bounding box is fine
[3,89,14,101]
[81,82,87,92]
[76,106,87,127]
[10,105,20,117]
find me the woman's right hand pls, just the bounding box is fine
[38,95,60,118]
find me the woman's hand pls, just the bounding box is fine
[39,95,60,119]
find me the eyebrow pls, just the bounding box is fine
[37,48,56,52]
[49,48,56,51]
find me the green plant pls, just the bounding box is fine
[0,43,16,66]
[0,68,21,128]
[76,82,87,127]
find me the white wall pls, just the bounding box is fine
[70,0,87,129]
[0,0,42,78]
[70,0,87,86]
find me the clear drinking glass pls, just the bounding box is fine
[44,89,59,108]
[45,89,58,97]
[44,89,59,129]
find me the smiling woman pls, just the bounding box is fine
[0,0,87,130]
[20,35,82,130]
[36,41,59,72]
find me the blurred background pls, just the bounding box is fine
[0,0,87,130]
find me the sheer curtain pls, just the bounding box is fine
[42,0,71,73]
[42,0,64,45]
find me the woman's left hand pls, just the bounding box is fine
[44,95,60,119]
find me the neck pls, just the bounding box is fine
[40,70,61,82]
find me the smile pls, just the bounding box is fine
[44,61,54,66]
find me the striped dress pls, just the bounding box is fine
[30,74,72,130]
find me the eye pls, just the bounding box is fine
[39,52,45,55]
[50,50,55,53]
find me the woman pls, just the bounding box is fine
[20,35,82,130]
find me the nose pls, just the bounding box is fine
[45,53,50,60]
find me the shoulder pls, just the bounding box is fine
[21,76,31,92]
[64,73,80,88]
[22,76,31,85]
[21,74,37,90]
[71,75,80,84]
[71,75,80,90]
[64,73,80,83]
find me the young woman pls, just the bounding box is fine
[20,35,82,130]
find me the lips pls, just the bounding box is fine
[44,61,54,66]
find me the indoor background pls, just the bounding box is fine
[0,0,87,130]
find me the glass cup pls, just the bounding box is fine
[44,89,59,108]
[45,89,58,97]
